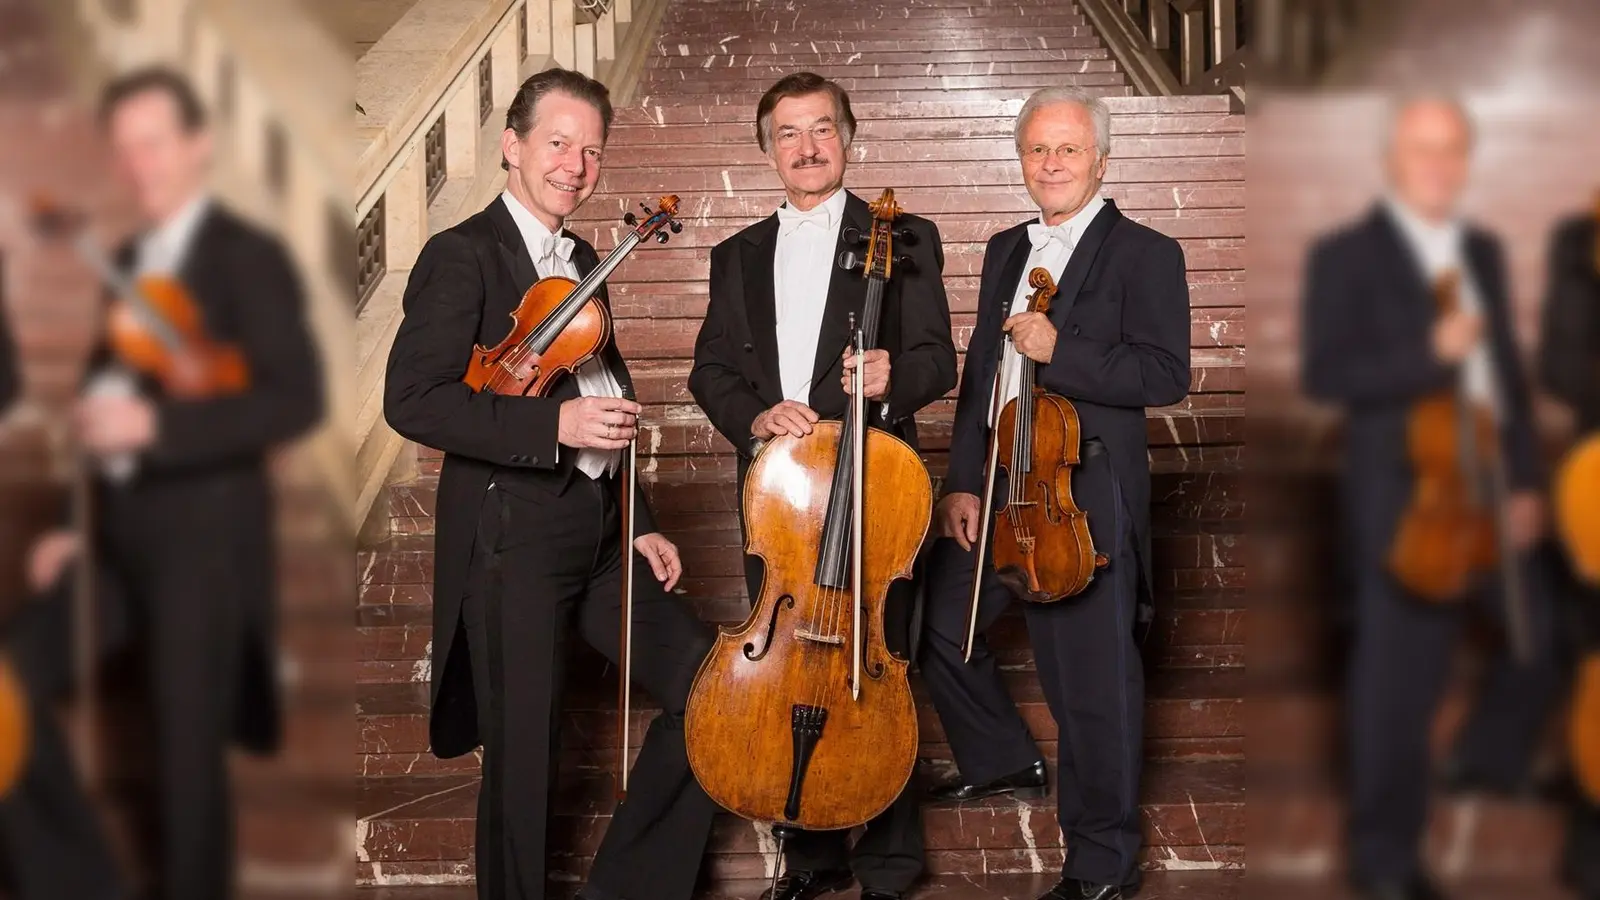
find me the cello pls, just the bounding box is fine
[683,189,928,889]
[1560,193,1600,805]
[960,267,1108,660]
[463,196,682,396]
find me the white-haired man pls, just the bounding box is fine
[1302,96,1557,900]
[918,86,1192,900]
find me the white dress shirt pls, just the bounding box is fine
[773,187,848,403]
[990,194,1106,426]
[1385,197,1500,420]
[501,190,624,479]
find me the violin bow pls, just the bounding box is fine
[963,338,1008,663]
[617,385,638,797]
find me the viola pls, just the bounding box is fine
[960,267,1108,658]
[1388,271,1531,660]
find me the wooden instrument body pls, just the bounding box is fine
[1554,432,1600,585]
[461,276,610,396]
[110,274,249,398]
[991,389,1106,602]
[684,423,929,831]
[0,659,29,796]
[1572,654,1600,804]
[1389,394,1499,601]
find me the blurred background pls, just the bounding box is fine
[1250,1,1600,899]
[0,0,352,897]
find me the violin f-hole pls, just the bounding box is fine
[743,594,794,661]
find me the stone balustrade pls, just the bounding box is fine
[354,0,664,537]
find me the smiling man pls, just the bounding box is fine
[918,86,1191,900]
[384,68,716,900]
[689,72,956,900]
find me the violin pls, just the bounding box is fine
[1388,271,1532,660]
[683,190,928,891]
[463,196,682,396]
[960,267,1108,658]
[29,197,248,398]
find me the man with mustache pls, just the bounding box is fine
[917,86,1192,900]
[384,68,715,900]
[689,71,956,900]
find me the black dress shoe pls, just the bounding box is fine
[1353,875,1446,900]
[758,869,853,900]
[928,760,1048,802]
[1037,876,1141,900]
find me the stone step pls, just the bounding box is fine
[596,277,1244,322]
[606,111,1238,148]
[645,49,1114,71]
[355,758,1243,885]
[643,59,1126,79]
[355,662,1242,774]
[590,157,1239,198]
[613,95,1233,126]
[662,5,1090,25]
[642,71,1129,93]
[653,34,1114,56]
[594,136,1243,172]
[359,871,1247,900]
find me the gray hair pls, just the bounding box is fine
[1015,87,1111,158]
[1383,92,1476,152]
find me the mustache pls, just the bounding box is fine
[790,153,829,168]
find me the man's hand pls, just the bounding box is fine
[1505,490,1544,552]
[752,400,819,439]
[559,396,639,450]
[27,530,80,592]
[1003,311,1058,364]
[634,532,683,591]
[75,394,157,455]
[1430,309,1483,364]
[841,349,891,400]
[937,492,982,551]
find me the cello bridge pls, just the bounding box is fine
[793,629,845,646]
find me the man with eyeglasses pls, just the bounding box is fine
[917,86,1192,900]
[689,71,956,900]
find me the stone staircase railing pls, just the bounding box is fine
[1079,0,1248,100]
[353,0,667,540]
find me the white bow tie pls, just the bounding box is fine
[537,233,575,263]
[776,202,833,237]
[1027,221,1074,251]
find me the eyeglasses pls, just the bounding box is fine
[774,122,840,148]
[1020,143,1095,163]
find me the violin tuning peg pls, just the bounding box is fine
[655,231,669,243]
[623,212,638,226]
[669,221,683,234]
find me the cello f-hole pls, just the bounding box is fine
[743,594,794,661]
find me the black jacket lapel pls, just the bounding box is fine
[1370,204,1435,327]
[486,196,541,295]
[808,191,872,401]
[1047,199,1123,326]
[740,214,782,402]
